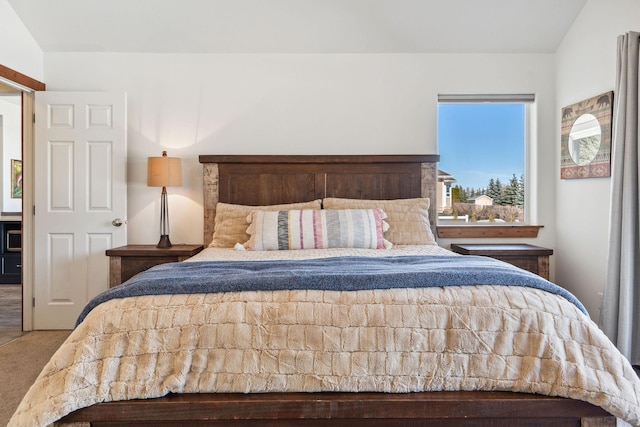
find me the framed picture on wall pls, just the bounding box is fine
[560,91,613,179]
[11,159,22,199]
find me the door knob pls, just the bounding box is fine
[112,218,124,227]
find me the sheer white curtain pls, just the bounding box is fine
[602,31,640,369]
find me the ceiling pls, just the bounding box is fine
[8,0,587,54]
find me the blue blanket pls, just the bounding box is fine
[76,255,587,326]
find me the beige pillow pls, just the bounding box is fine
[322,197,436,245]
[209,200,322,248]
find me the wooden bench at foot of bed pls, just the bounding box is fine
[55,391,615,427]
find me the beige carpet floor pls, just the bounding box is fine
[0,330,71,426]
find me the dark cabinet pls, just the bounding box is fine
[0,221,21,284]
[106,244,204,287]
[450,243,553,280]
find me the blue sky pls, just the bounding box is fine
[438,103,524,191]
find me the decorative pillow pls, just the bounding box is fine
[322,197,436,245]
[209,200,322,248]
[246,208,392,251]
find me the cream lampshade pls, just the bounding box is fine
[147,151,182,248]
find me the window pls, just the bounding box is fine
[437,94,534,228]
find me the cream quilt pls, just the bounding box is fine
[9,246,640,426]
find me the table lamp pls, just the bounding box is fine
[147,151,182,248]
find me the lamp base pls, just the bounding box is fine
[156,235,172,248]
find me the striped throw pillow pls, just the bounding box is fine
[246,209,392,251]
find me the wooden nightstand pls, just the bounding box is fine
[106,244,204,287]
[450,243,553,280]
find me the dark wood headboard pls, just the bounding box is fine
[198,155,440,246]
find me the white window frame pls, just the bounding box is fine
[437,94,536,228]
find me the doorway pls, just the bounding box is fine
[0,87,23,344]
[0,64,45,334]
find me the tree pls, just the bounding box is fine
[516,174,525,208]
[486,178,499,201]
[459,186,468,203]
[467,187,476,198]
[496,178,504,204]
[501,174,519,206]
[451,186,460,204]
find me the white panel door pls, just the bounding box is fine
[34,92,127,329]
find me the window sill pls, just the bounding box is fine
[436,225,543,239]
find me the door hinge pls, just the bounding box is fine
[33,205,35,216]
[33,113,35,123]
[32,297,35,307]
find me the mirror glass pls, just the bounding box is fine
[568,113,601,166]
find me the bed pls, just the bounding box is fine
[10,155,640,427]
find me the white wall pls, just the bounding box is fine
[0,0,43,82]
[555,0,640,318]
[43,52,558,252]
[0,95,22,212]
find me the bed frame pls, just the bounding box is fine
[56,155,615,426]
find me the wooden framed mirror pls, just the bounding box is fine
[560,91,613,179]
